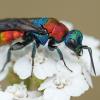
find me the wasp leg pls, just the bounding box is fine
[0,38,33,73]
[0,48,11,73]
[48,38,72,72]
[56,47,72,72]
[31,42,36,77]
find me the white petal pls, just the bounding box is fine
[5,82,28,99]
[14,56,32,79]
[38,77,56,91]
[0,91,13,100]
[64,75,89,96]
[82,67,93,88]
[43,88,70,100]
[5,82,43,100]
[39,74,89,98]
[83,35,100,48]
[33,58,57,80]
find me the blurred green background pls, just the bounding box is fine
[0,0,100,100]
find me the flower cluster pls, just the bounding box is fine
[0,21,100,100]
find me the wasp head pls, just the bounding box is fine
[64,30,83,56]
[64,30,96,75]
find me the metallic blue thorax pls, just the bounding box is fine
[32,17,48,27]
[31,17,49,45]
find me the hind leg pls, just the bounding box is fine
[0,39,33,73]
[31,42,37,77]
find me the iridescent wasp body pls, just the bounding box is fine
[0,17,96,75]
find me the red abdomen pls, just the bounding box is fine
[0,30,24,45]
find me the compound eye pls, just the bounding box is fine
[67,39,77,50]
[70,39,76,44]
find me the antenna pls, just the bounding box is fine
[81,46,96,76]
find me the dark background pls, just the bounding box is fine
[0,0,100,100]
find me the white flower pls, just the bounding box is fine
[0,21,99,100]
[81,35,100,76]
[0,82,43,100]
[35,44,89,100]
[38,74,89,100]
[5,82,28,99]
[0,91,13,100]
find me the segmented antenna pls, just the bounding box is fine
[81,46,96,76]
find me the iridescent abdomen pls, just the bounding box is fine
[0,31,24,45]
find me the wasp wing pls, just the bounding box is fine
[0,18,47,34]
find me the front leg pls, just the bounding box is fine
[48,38,72,72]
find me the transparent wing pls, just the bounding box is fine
[0,18,48,34]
